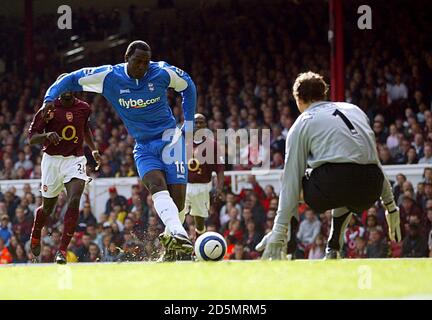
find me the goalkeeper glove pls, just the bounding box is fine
[384,201,402,242]
[255,223,288,260]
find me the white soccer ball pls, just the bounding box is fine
[194,231,227,261]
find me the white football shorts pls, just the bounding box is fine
[40,153,89,198]
[185,183,211,218]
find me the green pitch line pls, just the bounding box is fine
[1,259,431,299]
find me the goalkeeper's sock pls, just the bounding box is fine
[287,217,299,255]
[152,190,188,237]
[60,208,79,252]
[327,211,352,251]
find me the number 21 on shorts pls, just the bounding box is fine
[77,163,85,174]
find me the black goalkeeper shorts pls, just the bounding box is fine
[302,163,384,213]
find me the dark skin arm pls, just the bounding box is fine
[214,170,225,201]
[29,132,62,146]
[29,103,61,146]
[84,123,102,170]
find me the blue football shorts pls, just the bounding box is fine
[133,128,187,184]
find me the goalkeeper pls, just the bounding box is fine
[256,72,401,260]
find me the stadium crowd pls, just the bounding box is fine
[0,0,432,263]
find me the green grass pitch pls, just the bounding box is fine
[1,259,431,299]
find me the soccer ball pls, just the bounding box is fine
[194,231,227,261]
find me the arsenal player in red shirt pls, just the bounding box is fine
[28,74,101,264]
[183,114,224,237]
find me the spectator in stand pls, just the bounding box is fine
[393,173,407,199]
[7,235,20,258]
[344,215,365,258]
[221,206,241,233]
[364,212,384,240]
[271,152,284,169]
[373,121,388,145]
[115,160,136,177]
[420,182,432,211]
[270,125,286,156]
[229,242,251,260]
[429,231,432,257]
[223,219,244,244]
[247,194,266,233]
[307,234,326,260]
[77,202,97,232]
[40,245,54,263]
[86,225,99,244]
[401,223,429,258]
[378,145,394,165]
[261,185,277,211]
[347,236,368,259]
[406,147,418,164]
[82,242,101,262]
[0,237,12,264]
[318,210,332,239]
[412,133,425,159]
[419,143,432,164]
[386,124,399,150]
[423,168,432,184]
[296,209,321,257]
[425,208,432,240]
[104,187,128,216]
[399,192,424,235]
[0,215,12,246]
[416,182,425,205]
[244,220,262,255]
[392,139,410,164]
[14,151,33,172]
[13,244,28,263]
[11,206,32,244]
[237,175,265,204]
[388,74,408,103]
[102,241,120,262]
[219,193,242,227]
[264,210,275,234]
[75,233,92,262]
[366,228,389,258]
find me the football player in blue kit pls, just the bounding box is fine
[42,41,196,259]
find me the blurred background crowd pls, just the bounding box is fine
[0,0,432,263]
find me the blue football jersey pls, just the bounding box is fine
[44,61,196,143]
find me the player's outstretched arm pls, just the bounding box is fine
[370,131,402,242]
[256,119,309,260]
[43,65,113,104]
[84,123,102,171]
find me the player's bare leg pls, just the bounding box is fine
[55,178,85,264]
[30,196,58,260]
[143,171,192,260]
[193,216,206,238]
[168,183,186,222]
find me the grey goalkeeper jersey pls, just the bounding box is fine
[275,101,394,225]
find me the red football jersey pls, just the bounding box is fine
[28,98,91,157]
[187,138,224,183]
